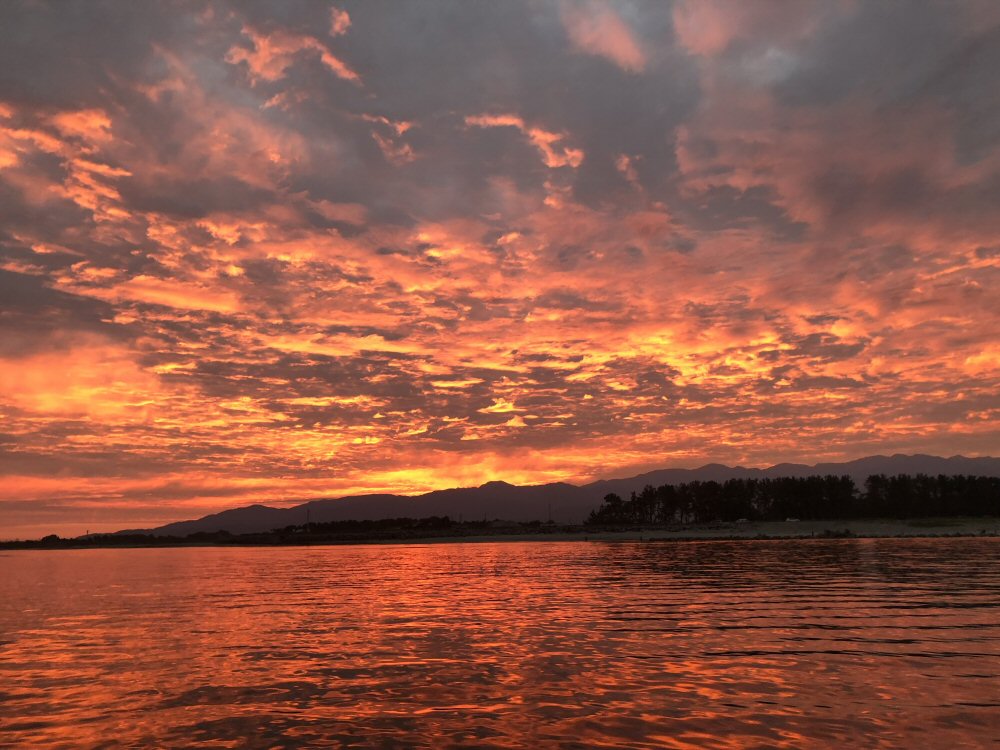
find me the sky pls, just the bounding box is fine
[1,0,999,538]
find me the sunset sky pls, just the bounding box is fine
[2,1,999,537]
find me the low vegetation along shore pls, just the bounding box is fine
[5,473,998,548]
[4,517,1000,550]
[2,518,999,549]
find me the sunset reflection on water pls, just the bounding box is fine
[2,539,999,748]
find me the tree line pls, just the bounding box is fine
[585,474,1000,525]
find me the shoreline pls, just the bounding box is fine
[3,517,999,549]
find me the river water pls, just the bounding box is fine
[1,538,998,748]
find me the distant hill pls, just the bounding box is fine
[587,454,1000,498]
[118,454,1000,537]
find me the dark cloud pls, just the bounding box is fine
[533,289,619,312]
[0,269,126,357]
[774,2,961,107]
[680,184,808,239]
[0,1,180,107]
[788,333,867,363]
[119,176,277,219]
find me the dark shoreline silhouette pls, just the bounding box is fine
[5,472,998,549]
[103,454,1000,539]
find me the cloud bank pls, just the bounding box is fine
[1,1,998,536]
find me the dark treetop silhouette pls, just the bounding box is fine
[586,474,1000,526]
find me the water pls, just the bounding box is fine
[1,539,998,749]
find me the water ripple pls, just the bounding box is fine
[1,538,999,748]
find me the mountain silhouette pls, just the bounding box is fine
[118,454,1000,537]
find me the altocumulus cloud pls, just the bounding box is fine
[0,0,998,536]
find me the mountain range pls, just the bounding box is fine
[118,454,1000,537]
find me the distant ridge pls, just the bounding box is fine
[117,454,1000,537]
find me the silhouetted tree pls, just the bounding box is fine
[584,474,999,526]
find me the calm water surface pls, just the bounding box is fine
[1,538,999,748]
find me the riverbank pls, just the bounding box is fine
[3,517,999,549]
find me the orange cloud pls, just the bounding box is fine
[465,114,584,168]
[329,7,351,37]
[559,0,646,72]
[227,26,360,84]
[57,273,242,314]
[0,337,160,418]
[672,0,832,57]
